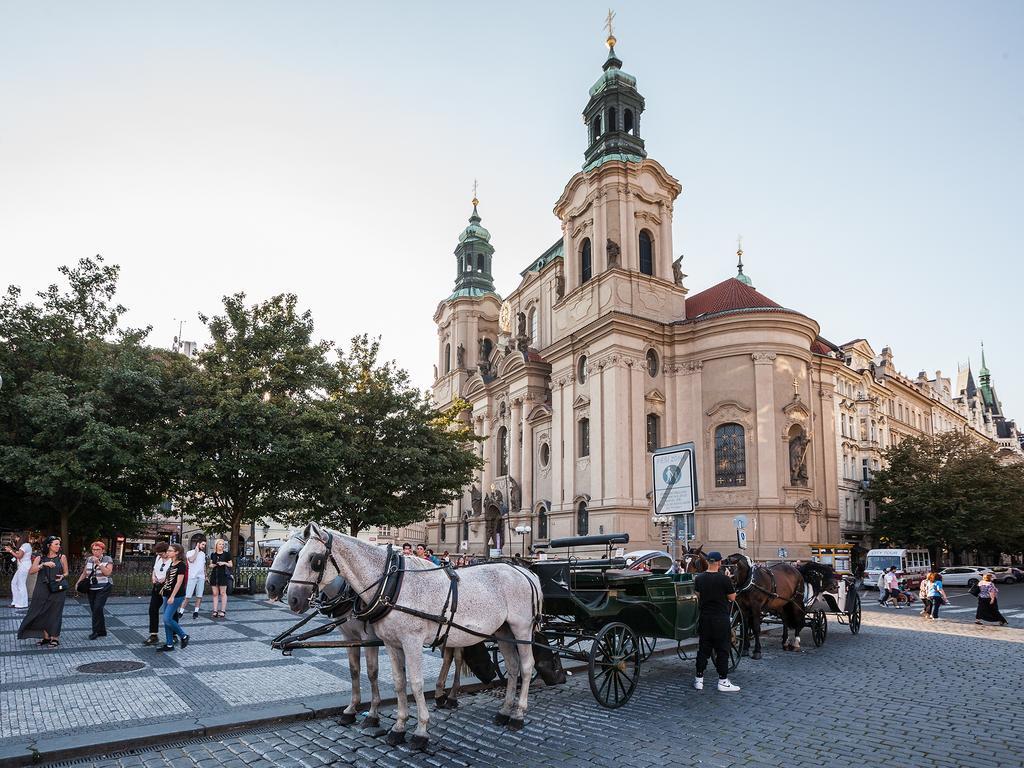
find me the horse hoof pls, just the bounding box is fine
[410,735,430,751]
[445,698,459,710]
[494,713,510,726]
[508,718,524,731]
[385,730,406,746]
[362,716,380,729]
[337,712,357,726]
[752,651,762,660]
[433,694,448,710]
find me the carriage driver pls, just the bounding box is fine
[693,552,741,693]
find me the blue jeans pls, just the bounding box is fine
[162,596,186,645]
[930,595,941,618]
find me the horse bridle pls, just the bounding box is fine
[289,528,343,593]
[267,530,307,581]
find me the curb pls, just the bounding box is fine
[1,638,705,766]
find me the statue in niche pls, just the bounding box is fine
[789,429,810,487]
[606,238,621,268]
[515,312,530,352]
[555,274,565,300]
[672,254,685,286]
[456,343,465,369]
[509,477,521,513]
[470,485,482,517]
[477,338,492,376]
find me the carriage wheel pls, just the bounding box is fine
[675,640,690,661]
[638,635,657,661]
[491,646,538,683]
[811,610,827,647]
[849,592,862,635]
[588,623,640,709]
[728,603,745,672]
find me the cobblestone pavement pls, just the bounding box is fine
[0,596,458,745]
[46,606,1024,768]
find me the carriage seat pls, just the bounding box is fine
[603,569,650,587]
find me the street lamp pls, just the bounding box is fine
[514,524,531,558]
[651,515,673,551]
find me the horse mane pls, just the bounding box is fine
[798,561,835,580]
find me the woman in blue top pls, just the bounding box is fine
[927,572,947,620]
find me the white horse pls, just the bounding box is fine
[288,523,541,749]
[266,529,479,722]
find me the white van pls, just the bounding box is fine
[864,548,931,590]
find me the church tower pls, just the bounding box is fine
[449,189,497,300]
[553,22,684,317]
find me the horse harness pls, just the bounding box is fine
[732,556,804,611]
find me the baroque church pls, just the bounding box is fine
[428,30,840,560]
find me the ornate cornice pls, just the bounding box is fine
[751,352,778,365]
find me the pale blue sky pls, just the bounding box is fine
[1,1,1021,416]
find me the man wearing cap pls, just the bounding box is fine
[693,551,741,693]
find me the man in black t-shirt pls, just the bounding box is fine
[693,551,741,693]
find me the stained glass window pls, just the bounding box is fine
[714,423,746,487]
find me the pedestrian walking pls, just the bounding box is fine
[4,533,33,609]
[919,572,933,618]
[692,551,741,693]
[927,571,947,620]
[143,542,172,645]
[158,544,190,652]
[17,536,68,648]
[973,573,1008,626]
[208,539,232,618]
[884,567,901,608]
[77,541,114,639]
[182,539,207,619]
[876,571,888,605]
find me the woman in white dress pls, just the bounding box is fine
[4,533,34,609]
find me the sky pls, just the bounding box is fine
[2,1,1021,416]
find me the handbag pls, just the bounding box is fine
[46,575,67,594]
[968,584,980,597]
[76,577,90,595]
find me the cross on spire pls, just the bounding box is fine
[604,8,616,47]
[472,179,479,208]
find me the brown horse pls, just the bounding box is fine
[727,554,808,659]
[681,545,709,574]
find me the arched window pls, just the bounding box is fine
[624,109,634,134]
[577,355,588,384]
[714,423,746,487]
[477,254,485,272]
[528,306,538,345]
[444,343,451,374]
[639,229,654,276]
[578,418,590,458]
[439,515,447,543]
[465,258,472,272]
[580,238,592,284]
[498,426,509,476]
[537,504,548,540]
[646,349,659,377]
[607,107,617,132]
[577,501,589,536]
[646,414,660,453]
[590,114,602,143]
[462,516,469,543]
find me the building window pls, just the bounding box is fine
[462,516,469,542]
[590,114,602,143]
[497,426,509,476]
[577,501,589,536]
[580,238,592,284]
[528,306,538,345]
[477,254,484,272]
[607,107,617,132]
[624,108,634,134]
[577,355,588,384]
[639,229,654,276]
[578,418,590,458]
[440,516,447,543]
[540,441,551,468]
[537,504,548,539]
[646,414,660,453]
[444,343,451,374]
[714,423,746,487]
[646,349,659,377]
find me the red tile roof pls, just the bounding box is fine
[685,278,782,319]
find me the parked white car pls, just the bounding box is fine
[938,566,994,588]
[983,566,1018,584]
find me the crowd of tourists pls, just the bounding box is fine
[873,565,1007,625]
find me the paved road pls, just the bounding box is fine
[41,606,1024,768]
[862,581,1024,626]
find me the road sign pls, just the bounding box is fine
[732,515,747,530]
[651,442,698,515]
[737,529,748,549]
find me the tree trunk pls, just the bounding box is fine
[60,509,70,554]
[231,511,243,559]
[349,521,361,538]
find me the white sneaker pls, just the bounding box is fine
[693,677,704,691]
[717,679,741,692]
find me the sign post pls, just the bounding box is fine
[651,442,699,564]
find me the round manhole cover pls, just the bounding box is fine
[77,660,147,674]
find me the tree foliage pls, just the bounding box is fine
[0,257,177,545]
[288,335,483,537]
[865,431,1024,560]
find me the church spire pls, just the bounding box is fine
[735,236,753,287]
[582,11,646,170]
[449,182,497,300]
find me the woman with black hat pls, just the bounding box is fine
[17,535,68,647]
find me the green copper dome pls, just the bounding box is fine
[458,204,491,244]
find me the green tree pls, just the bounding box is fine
[0,257,178,545]
[289,335,482,537]
[865,431,1024,562]
[170,293,337,557]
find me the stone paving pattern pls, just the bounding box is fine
[35,604,1024,768]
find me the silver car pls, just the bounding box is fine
[938,566,994,588]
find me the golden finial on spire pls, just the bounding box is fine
[604,8,617,48]
[472,178,479,208]
[737,234,743,258]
